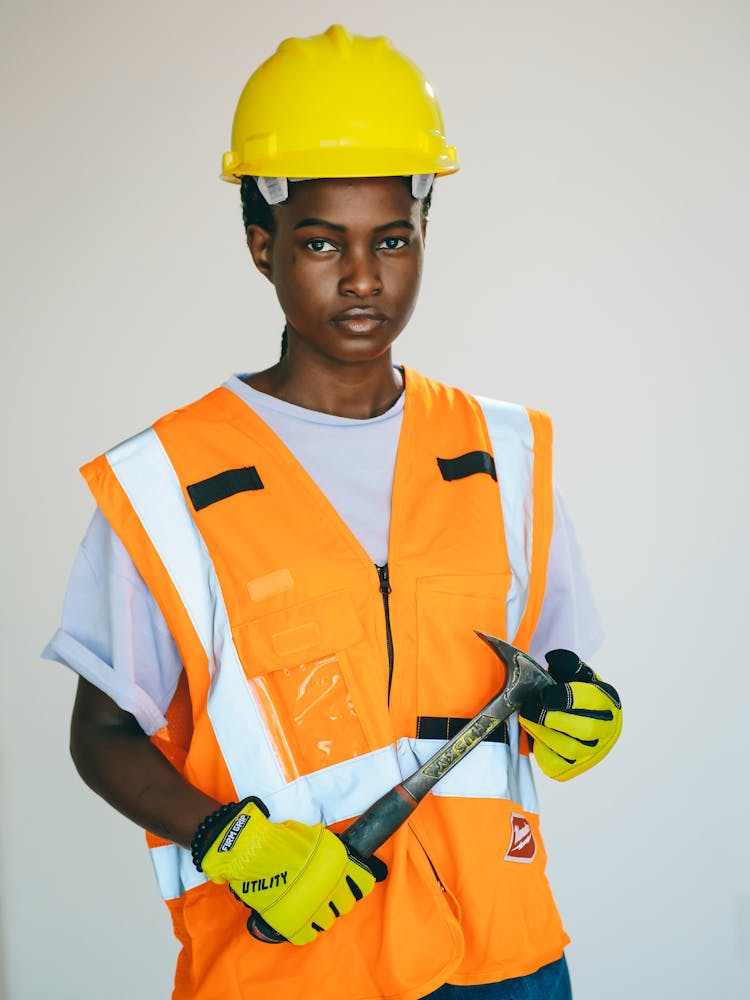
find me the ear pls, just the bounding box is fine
[246,225,274,283]
[420,214,428,246]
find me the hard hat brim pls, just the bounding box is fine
[221,146,459,184]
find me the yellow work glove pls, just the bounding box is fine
[519,649,622,781]
[191,797,386,945]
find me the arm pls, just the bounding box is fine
[70,676,220,849]
[64,519,384,944]
[70,677,385,946]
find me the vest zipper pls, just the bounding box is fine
[376,563,395,702]
[374,566,446,895]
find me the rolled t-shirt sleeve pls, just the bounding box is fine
[42,508,184,735]
[529,485,604,666]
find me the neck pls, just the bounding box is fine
[244,348,404,420]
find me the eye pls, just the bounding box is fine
[305,238,337,253]
[377,236,409,251]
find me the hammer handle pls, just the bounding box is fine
[339,783,418,857]
[247,634,553,944]
[246,786,417,944]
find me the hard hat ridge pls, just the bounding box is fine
[281,22,355,60]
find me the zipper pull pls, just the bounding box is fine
[377,563,392,595]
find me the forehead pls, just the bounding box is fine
[276,177,418,229]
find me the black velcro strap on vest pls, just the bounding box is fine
[187,466,264,511]
[416,716,509,744]
[437,451,497,483]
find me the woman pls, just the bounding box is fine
[45,24,620,1000]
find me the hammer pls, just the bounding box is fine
[248,631,554,943]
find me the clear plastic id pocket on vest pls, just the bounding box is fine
[232,590,369,782]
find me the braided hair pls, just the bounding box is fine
[240,176,433,358]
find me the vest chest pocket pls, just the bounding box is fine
[232,590,370,781]
[416,574,512,720]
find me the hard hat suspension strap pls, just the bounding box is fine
[252,173,435,206]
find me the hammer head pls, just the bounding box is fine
[474,630,555,711]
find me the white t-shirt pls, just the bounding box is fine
[43,376,603,734]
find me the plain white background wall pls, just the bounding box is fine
[2,1,749,997]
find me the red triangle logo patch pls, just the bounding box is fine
[504,812,536,863]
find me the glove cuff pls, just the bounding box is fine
[191,796,269,872]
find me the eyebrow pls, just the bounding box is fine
[375,219,415,233]
[293,218,415,233]
[294,217,346,232]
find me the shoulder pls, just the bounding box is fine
[153,384,242,434]
[406,367,552,445]
[85,384,240,469]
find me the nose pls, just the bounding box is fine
[338,248,383,298]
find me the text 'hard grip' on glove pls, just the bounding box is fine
[519,649,622,781]
[190,797,386,945]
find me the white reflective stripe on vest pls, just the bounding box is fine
[150,843,207,901]
[505,712,535,803]
[475,397,536,645]
[147,745,403,904]
[148,736,537,903]
[264,744,403,827]
[400,738,538,812]
[106,429,286,800]
[264,737,537,825]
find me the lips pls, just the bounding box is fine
[330,307,388,334]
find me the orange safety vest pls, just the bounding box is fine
[81,367,567,1000]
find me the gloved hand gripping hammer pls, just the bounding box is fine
[247,631,554,943]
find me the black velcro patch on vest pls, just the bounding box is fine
[187,466,264,511]
[437,451,497,483]
[416,716,509,744]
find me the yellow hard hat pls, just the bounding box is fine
[221,25,459,188]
